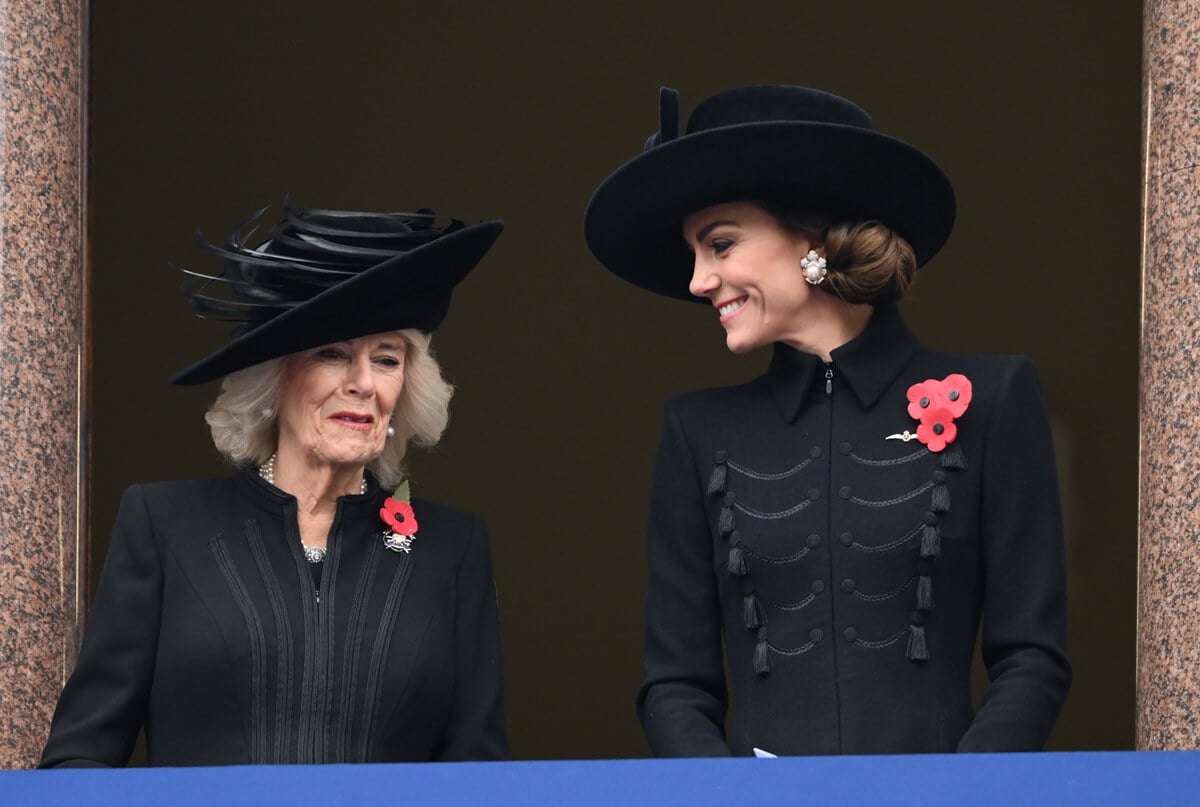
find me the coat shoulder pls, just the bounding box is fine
[665,374,772,419]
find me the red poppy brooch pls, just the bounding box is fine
[380,479,420,553]
[890,374,973,452]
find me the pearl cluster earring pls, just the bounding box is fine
[801,250,828,285]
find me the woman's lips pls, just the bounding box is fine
[717,296,747,324]
[329,412,375,431]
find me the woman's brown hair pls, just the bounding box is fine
[757,201,918,305]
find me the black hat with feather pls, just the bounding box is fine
[170,200,502,385]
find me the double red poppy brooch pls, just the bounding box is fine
[889,374,973,452]
[380,479,420,553]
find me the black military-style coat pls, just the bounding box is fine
[40,470,506,767]
[638,305,1071,757]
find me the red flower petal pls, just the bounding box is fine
[380,497,418,537]
[916,408,957,453]
[908,374,973,421]
[939,374,972,418]
[906,380,940,420]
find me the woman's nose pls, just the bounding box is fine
[689,257,719,298]
[345,355,375,396]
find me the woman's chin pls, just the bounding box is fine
[723,332,760,354]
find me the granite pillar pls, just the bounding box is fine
[1138,0,1200,749]
[0,0,89,769]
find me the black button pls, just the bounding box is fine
[839,532,853,546]
[840,578,855,593]
[723,491,736,506]
[920,396,930,408]
[806,533,821,548]
[808,487,821,501]
[839,485,852,499]
[838,441,852,454]
[910,611,925,625]
[809,629,824,643]
[843,627,858,642]
[714,449,728,463]
[810,446,822,458]
[923,511,938,525]
[811,580,825,594]
[933,423,945,435]
[931,469,946,483]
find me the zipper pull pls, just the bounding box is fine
[315,590,320,606]
[825,366,833,396]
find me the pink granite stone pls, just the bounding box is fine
[0,0,87,769]
[1138,0,1200,750]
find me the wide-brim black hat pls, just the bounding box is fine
[584,85,956,302]
[171,202,503,385]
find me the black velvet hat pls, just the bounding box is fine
[584,85,957,302]
[171,201,503,385]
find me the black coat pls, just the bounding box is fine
[638,305,1071,756]
[40,470,506,767]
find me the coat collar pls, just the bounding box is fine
[766,304,920,422]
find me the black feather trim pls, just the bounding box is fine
[176,201,466,333]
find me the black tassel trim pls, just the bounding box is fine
[743,594,764,630]
[906,623,929,661]
[707,451,728,496]
[921,523,940,559]
[707,462,727,496]
[917,575,934,610]
[753,628,771,676]
[727,543,748,577]
[718,504,734,537]
[930,482,950,513]
[940,442,967,470]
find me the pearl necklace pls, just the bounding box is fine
[258,453,367,564]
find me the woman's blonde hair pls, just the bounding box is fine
[205,329,452,488]
[757,201,918,305]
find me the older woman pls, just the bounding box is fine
[584,85,1071,756]
[40,202,506,766]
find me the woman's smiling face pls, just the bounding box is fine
[683,201,820,354]
[276,332,406,471]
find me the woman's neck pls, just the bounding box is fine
[270,445,365,519]
[781,297,875,362]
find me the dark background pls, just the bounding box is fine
[90,2,1141,757]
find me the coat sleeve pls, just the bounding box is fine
[39,485,163,768]
[957,358,1072,751]
[436,514,508,760]
[636,400,731,757]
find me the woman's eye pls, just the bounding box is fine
[316,348,345,360]
[711,238,734,255]
[374,356,402,368]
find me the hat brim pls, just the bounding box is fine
[584,122,956,302]
[170,220,503,385]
